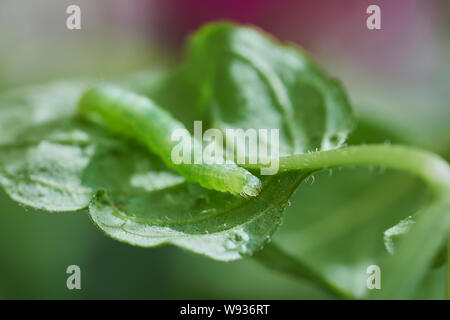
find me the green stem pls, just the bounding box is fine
[253,243,355,299]
[247,144,450,299]
[246,144,450,193]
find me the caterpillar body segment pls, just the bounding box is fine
[78,85,261,197]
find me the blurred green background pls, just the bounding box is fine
[0,0,449,299]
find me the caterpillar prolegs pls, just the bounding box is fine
[77,85,261,197]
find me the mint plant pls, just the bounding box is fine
[0,23,448,299]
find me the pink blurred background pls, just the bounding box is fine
[1,0,449,148]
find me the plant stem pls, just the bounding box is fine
[245,144,450,193]
[253,243,355,299]
[247,144,450,299]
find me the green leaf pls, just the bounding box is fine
[89,173,307,261]
[253,242,355,299]
[0,23,353,261]
[0,140,94,211]
[384,214,447,269]
[87,23,353,259]
[384,216,415,255]
[0,82,87,145]
[180,23,355,153]
[371,195,450,299]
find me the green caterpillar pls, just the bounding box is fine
[77,84,261,197]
